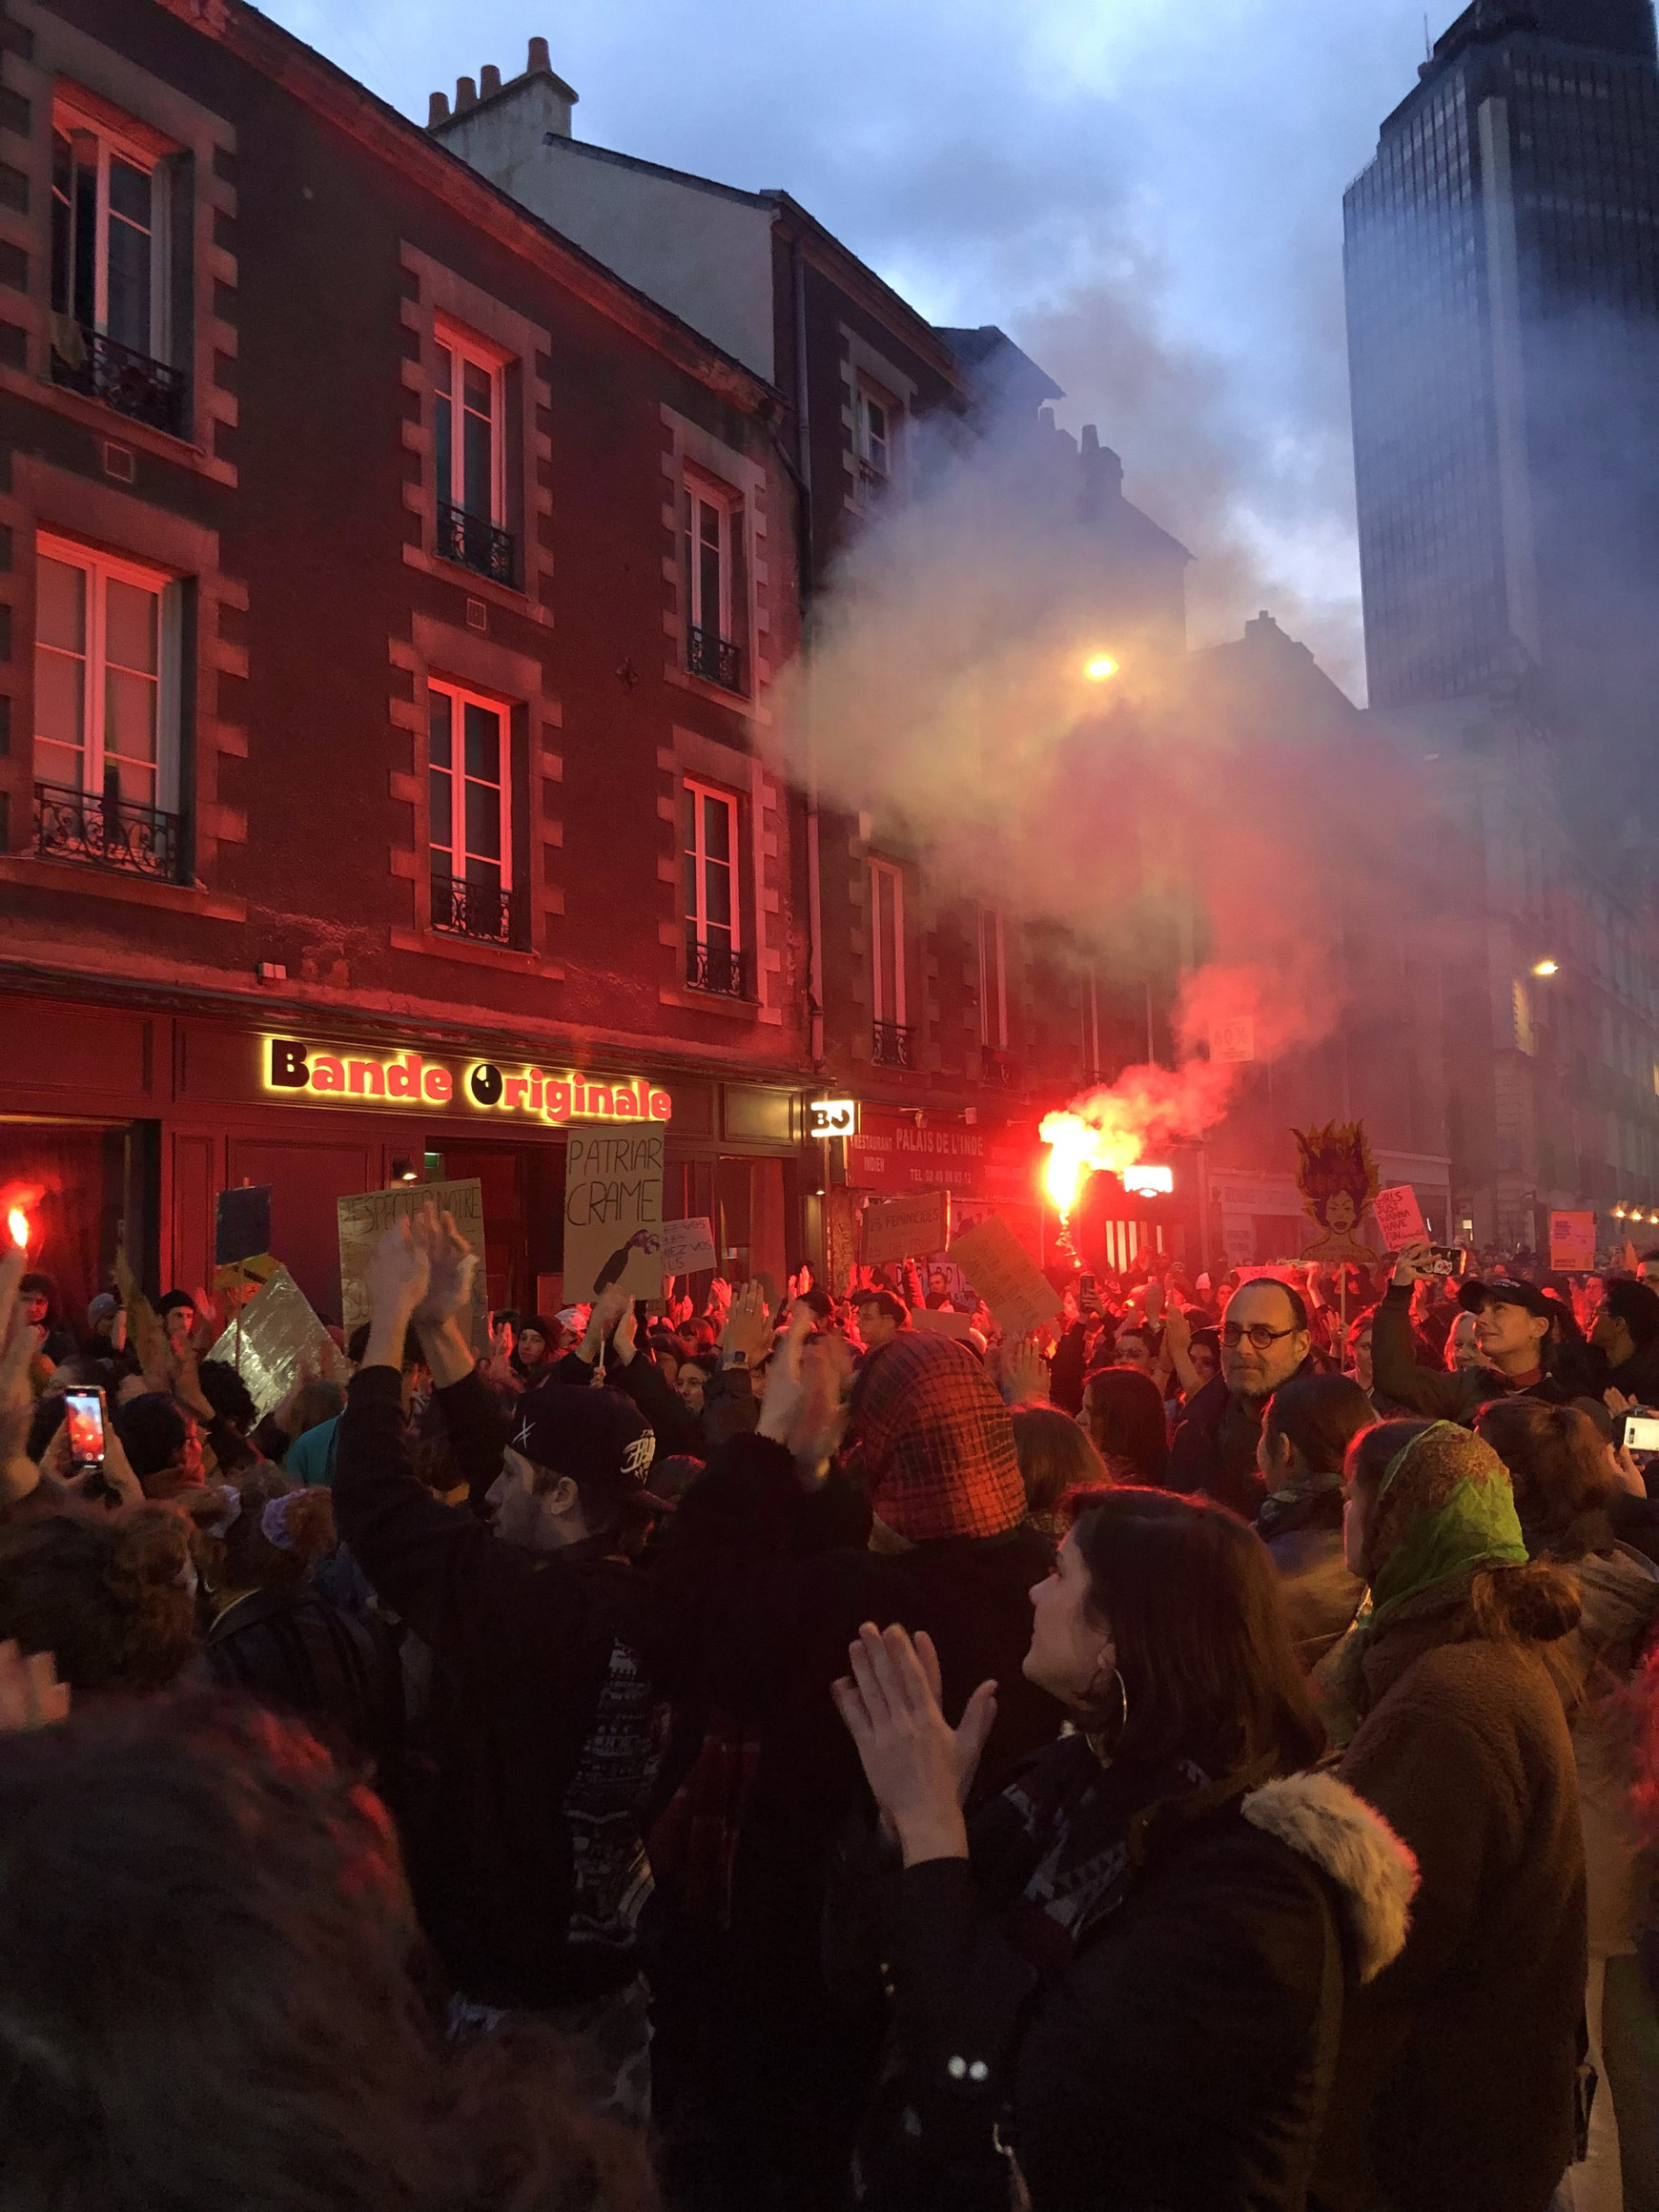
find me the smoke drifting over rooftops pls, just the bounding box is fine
[778,410,1442,1160]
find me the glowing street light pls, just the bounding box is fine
[1531,959,1559,977]
[1083,653,1119,683]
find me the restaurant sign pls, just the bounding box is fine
[263,1037,672,1125]
[847,1109,1037,1202]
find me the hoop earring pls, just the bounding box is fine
[1083,1660,1129,1760]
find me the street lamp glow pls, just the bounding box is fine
[1531,959,1559,976]
[1083,653,1119,683]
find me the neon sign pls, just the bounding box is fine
[264,1038,672,1124]
[809,1099,859,1137]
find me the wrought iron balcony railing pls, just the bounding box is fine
[686,625,744,694]
[436,500,517,588]
[430,871,521,946]
[871,1019,916,1070]
[50,322,188,438]
[34,780,180,879]
[686,938,752,999]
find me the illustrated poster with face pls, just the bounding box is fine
[1293,1119,1380,1264]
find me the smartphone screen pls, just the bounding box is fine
[1078,1274,1097,1297]
[64,1390,106,1467]
[1622,1413,1659,1455]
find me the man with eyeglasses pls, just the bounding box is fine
[1168,1277,1314,1517]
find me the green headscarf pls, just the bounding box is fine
[1364,1421,1528,1632]
[1318,1421,1528,1745]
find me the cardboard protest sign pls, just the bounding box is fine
[661,1216,718,1278]
[1549,1210,1597,1273]
[563,1125,666,1301]
[862,1189,952,1268]
[338,1178,487,1345]
[948,1214,1061,1338]
[215,1184,273,1266]
[1372,1184,1427,1250]
[912,1306,975,1341]
[205,1263,337,1423]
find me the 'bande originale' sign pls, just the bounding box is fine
[263,1037,671,1126]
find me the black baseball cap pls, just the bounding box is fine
[506,1383,656,1496]
[1457,1276,1555,1321]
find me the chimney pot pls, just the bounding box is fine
[527,34,551,72]
[455,74,478,111]
[1081,423,1100,452]
[480,63,502,96]
[427,89,451,125]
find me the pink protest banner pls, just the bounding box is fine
[1372,1185,1427,1250]
[1548,1211,1597,1273]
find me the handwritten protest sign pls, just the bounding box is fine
[1372,1184,1428,1250]
[563,1125,666,1300]
[661,1216,718,1278]
[948,1214,1061,1337]
[1549,1210,1597,1273]
[338,1178,487,1345]
[862,1189,951,1267]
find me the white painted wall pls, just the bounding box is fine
[439,92,775,381]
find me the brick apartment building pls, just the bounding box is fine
[0,2,1214,1321]
[0,0,814,1321]
[430,39,1198,1280]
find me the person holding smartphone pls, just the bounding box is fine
[1374,1244,1593,1427]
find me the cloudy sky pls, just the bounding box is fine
[261,0,1445,696]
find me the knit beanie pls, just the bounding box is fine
[849,1331,1027,1543]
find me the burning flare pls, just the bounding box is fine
[1041,1056,1241,1223]
[7,1207,28,1251]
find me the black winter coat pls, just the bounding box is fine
[1169,1362,1315,1519]
[833,1741,1414,2212]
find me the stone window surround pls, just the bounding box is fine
[655,721,784,1028]
[0,450,248,908]
[398,242,555,625]
[659,402,772,724]
[0,0,238,484]
[840,324,916,510]
[386,611,564,978]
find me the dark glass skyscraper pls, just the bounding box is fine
[1344,2,1659,789]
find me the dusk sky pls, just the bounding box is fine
[259,0,1450,696]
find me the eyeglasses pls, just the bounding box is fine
[1221,1321,1299,1351]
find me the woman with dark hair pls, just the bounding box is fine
[0,1693,659,2212]
[1010,1405,1109,1536]
[112,1390,205,1501]
[199,1470,400,1778]
[1258,1373,1375,1666]
[830,1487,1416,2211]
[509,1316,561,1386]
[1314,1420,1587,2212]
[17,1271,76,1364]
[1079,1364,1170,1485]
[1473,1395,1659,2212]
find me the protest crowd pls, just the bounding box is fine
[4,1209,1659,2212]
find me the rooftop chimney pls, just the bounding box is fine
[1080,424,1125,497]
[454,74,478,112]
[480,63,502,96]
[527,35,551,72]
[427,89,451,126]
